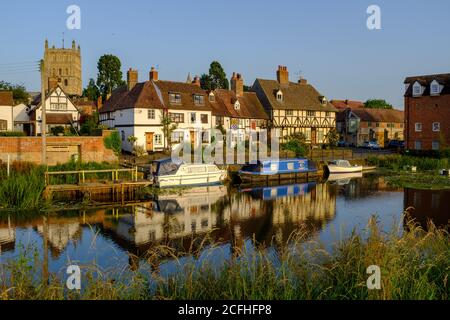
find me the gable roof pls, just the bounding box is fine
[350,108,404,123]
[404,73,450,97]
[330,100,364,110]
[0,91,14,106]
[211,89,269,119]
[254,79,337,112]
[154,81,212,112]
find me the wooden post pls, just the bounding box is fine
[82,171,85,183]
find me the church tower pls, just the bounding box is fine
[43,39,82,96]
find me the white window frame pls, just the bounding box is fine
[415,123,422,132]
[415,140,422,150]
[432,141,440,151]
[154,134,162,145]
[432,122,440,132]
[430,80,440,96]
[147,109,155,120]
[412,82,422,96]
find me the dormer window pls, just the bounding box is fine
[234,100,240,110]
[276,90,283,102]
[208,92,215,102]
[194,94,204,106]
[169,93,182,104]
[430,80,440,96]
[412,82,422,96]
[320,96,328,105]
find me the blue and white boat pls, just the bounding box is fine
[241,182,316,200]
[238,158,317,182]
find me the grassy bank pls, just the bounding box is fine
[368,154,449,171]
[1,217,448,300]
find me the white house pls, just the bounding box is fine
[0,91,29,133]
[100,68,213,153]
[28,85,80,136]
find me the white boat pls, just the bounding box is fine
[326,160,363,174]
[152,158,227,188]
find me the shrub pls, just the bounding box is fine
[103,131,122,156]
[0,131,26,137]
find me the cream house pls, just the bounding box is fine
[100,68,213,153]
[0,91,29,133]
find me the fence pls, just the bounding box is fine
[309,148,395,162]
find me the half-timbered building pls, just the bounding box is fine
[252,66,337,144]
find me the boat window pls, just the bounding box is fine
[188,166,206,174]
[157,161,180,176]
[241,163,261,172]
[287,163,294,170]
[270,163,278,171]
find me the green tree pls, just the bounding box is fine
[200,61,229,90]
[0,81,29,104]
[325,128,340,148]
[103,130,122,156]
[282,132,308,157]
[96,54,125,99]
[364,99,393,110]
[79,112,100,136]
[160,112,178,151]
[82,78,100,102]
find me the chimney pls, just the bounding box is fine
[97,96,103,110]
[276,65,289,86]
[149,67,158,81]
[192,76,201,87]
[231,72,244,97]
[48,77,59,91]
[127,68,138,91]
[298,78,307,85]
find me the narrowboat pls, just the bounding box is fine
[241,182,316,200]
[151,158,227,188]
[326,160,363,174]
[238,158,317,182]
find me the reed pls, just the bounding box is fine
[1,217,448,300]
[368,155,449,171]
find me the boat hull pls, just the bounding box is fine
[239,170,318,183]
[155,171,227,188]
[326,165,363,174]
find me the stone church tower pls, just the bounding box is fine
[43,39,82,96]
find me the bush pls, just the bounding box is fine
[0,131,26,137]
[50,126,65,136]
[103,131,122,156]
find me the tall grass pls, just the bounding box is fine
[368,155,449,171]
[1,217,448,300]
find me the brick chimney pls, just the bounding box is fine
[192,76,201,87]
[127,68,138,91]
[276,65,289,86]
[231,72,244,97]
[149,67,158,81]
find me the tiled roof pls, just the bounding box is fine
[350,108,404,123]
[330,100,364,110]
[46,113,73,125]
[404,73,450,97]
[154,81,212,112]
[0,91,14,106]
[254,79,337,112]
[211,89,269,120]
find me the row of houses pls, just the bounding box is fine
[98,65,339,152]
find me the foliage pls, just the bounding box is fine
[103,130,122,156]
[133,145,147,158]
[79,112,100,136]
[0,131,26,137]
[0,81,29,105]
[96,54,126,99]
[325,128,340,147]
[50,126,65,136]
[82,78,100,102]
[367,155,449,171]
[160,113,177,150]
[364,99,393,110]
[200,61,229,90]
[281,132,308,157]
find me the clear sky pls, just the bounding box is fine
[1,0,450,108]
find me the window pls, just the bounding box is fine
[64,79,68,86]
[201,114,208,124]
[194,94,204,106]
[286,109,293,116]
[50,103,67,111]
[169,113,184,123]
[234,101,240,110]
[368,121,372,128]
[415,141,422,150]
[202,131,209,143]
[326,112,331,117]
[209,93,215,102]
[190,113,196,124]
[307,111,315,117]
[0,120,7,131]
[431,84,439,94]
[215,116,224,126]
[276,90,283,102]
[376,123,380,128]
[121,130,125,142]
[415,123,422,132]
[169,93,182,104]
[154,134,162,145]
[148,109,155,119]
[432,141,440,151]
[171,131,184,143]
[413,83,422,96]
[432,122,440,132]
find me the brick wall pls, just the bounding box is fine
[405,95,450,150]
[0,130,118,165]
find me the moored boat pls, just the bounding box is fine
[151,158,227,188]
[326,160,363,174]
[238,158,317,183]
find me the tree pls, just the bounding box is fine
[79,112,100,136]
[82,78,100,102]
[282,132,308,157]
[325,128,340,148]
[0,81,29,104]
[200,61,229,90]
[160,112,178,151]
[103,130,122,156]
[364,99,393,110]
[96,54,125,99]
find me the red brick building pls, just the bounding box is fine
[404,74,450,151]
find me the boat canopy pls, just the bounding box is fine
[152,158,183,176]
[329,160,352,167]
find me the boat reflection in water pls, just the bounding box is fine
[403,188,450,230]
[327,172,363,185]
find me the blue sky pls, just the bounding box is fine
[1,0,450,108]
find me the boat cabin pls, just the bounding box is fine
[240,158,314,175]
[328,160,352,168]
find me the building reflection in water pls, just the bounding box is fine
[404,188,450,230]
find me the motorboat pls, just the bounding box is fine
[326,160,363,174]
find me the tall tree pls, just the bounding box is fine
[0,81,29,104]
[96,54,125,99]
[200,61,229,90]
[364,99,393,110]
[82,78,100,101]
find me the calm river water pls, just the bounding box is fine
[0,173,449,277]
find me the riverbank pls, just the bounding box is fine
[0,217,448,300]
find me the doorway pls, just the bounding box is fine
[145,132,154,152]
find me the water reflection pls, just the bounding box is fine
[0,176,448,273]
